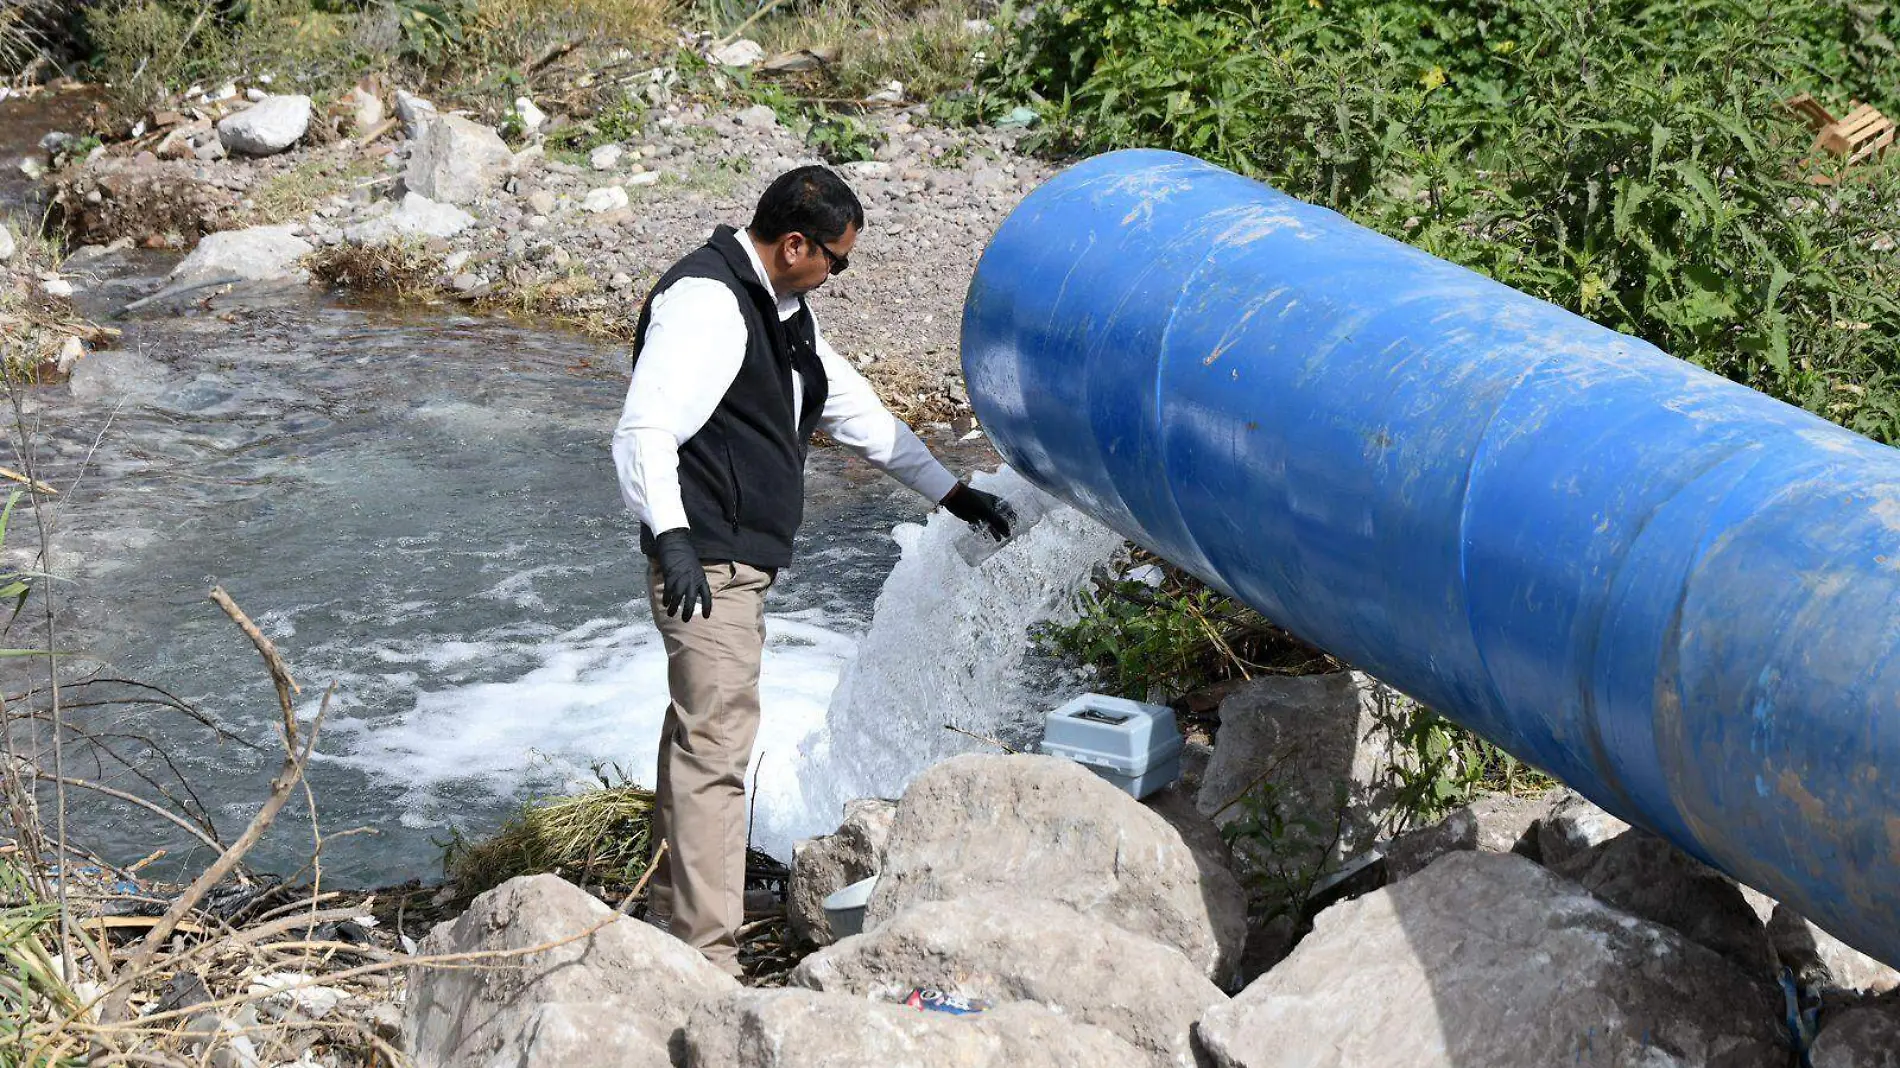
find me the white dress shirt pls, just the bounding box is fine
[613,232,959,536]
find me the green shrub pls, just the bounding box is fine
[982,0,1900,442]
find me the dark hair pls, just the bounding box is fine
[749,166,865,244]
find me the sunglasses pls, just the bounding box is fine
[807,234,850,276]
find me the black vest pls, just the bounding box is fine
[632,226,829,569]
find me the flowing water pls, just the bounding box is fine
[2,243,1115,887]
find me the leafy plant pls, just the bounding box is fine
[981,0,1900,443]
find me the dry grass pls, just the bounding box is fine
[472,0,676,56]
[751,0,988,102]
[303,238,443,298]
[248,157,379,225]
[441,782,657,904]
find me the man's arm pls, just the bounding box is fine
[613,278,750,619]
[811,325,960,503]
[812,324,1015,541]
[612,278,748,534]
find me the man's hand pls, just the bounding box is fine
[941,482,1016,542]
[655,529,714,621]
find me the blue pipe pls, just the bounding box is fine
[961,148,1900,967]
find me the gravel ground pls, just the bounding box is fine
[45,92,1057,421]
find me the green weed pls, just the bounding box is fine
[981,0,1900,442]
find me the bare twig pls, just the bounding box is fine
[18,767,223,853]
[209,586,302,736]
[98,661,330,1024]
[942,723,1018,754]
[0,464,56,495]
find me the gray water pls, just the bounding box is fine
[8,253,998,886]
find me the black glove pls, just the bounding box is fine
[941,482,1016,542]
[654,529,713,621]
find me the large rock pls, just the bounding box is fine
[1383,791,1556,880]
[169,225,311,287]
[343,192,475,244]
[405,873,737,1068]
[1535,788,1632,868]
[794,895,1223,1068]
[1548,828,1777,978]
[1812,997,1900,1068]
[790,797,895,946]
[215,96,310,156]
[1770,905,1900,995]
[405,116,515,205]
[867,754,1245,983]
[684,989,1143,1066]
[1196,852,1785,1068]
[1196,672,1411,885]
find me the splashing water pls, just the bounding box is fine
[773,466,1126,849]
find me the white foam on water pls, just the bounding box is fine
[320,466,1120,863]
[323,606,858,860]
[785,466,1124,838]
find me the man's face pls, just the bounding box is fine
[779,223,859,296]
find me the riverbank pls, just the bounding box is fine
[9,25,1047,420]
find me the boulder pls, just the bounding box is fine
[215,96,310,156]
[1383,790,1556,880]
[1195,852,1786,1068]
[1535,788,1631,868]
[405,116,514,206]
[1770,905,1900,995]
[1196,672,1410,885]
[169,226,311,287]
[867,754,1246,984]
[1547,828,1777,978]
[684,989,1143,1067]
[1811,997,1900,1068]
[789,797,895,947]
[794,895,1223,1068]
[344,192,476,244]
[404,873,737,1068]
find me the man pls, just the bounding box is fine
[611,165,1015,976]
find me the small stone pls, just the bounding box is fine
[972,167,1008,190]
[348,85,386,132]
[735,104,779,130]
[41,277,74,298]
[589,144,623,170]
[583,186,629,213]
[526,190,558,215]
[245,87,268,102]
[19,157,45,179]
[216,95,311,156]
[451,272,483,293]
[395,90,437,138]
[513,97,547,134]
[626,171,659,187]
[842,160,892,180]
[609,272,634,291]
[0,226,14,263]
[711,38,765,68]
[56,336,83,374]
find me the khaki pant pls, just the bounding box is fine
[645,559,774,977]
